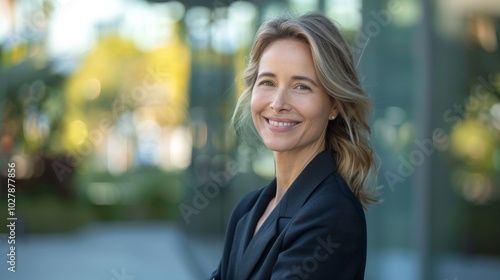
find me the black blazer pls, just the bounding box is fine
[210,151,366,280]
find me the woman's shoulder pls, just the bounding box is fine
[295,172,366,229]
[279,172,367,251]
[314,172,363,208]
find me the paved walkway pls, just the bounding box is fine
[1,222,499,279]
[0,222,222,280]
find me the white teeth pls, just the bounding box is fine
[269,120,297,127]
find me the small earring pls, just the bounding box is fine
[329,115,336,120]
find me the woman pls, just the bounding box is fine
[210,13,378,280]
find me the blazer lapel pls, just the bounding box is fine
[237,218,278,279]
[236,151,337,279]
[278,150,337,218]
[236,179,277,280]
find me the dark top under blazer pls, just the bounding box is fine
[209,151,366,280]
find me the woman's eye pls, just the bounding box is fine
[259,80,274,87]
[296,84,311,91]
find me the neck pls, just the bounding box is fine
[273,143,325,203]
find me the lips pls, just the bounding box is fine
[268,119,298,127]
[264,117,300,131]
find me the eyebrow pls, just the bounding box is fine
[256,72,319,88]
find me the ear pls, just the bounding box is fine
[329,99,339,118]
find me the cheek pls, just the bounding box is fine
[250,95,257,116]
[250,93,261,126]
[303,99,331,126]
[250,90,263,115]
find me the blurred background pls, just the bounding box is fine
[0,0,499,279]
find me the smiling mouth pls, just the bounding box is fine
[265,118,299,127]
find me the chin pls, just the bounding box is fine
[262,139,296,152]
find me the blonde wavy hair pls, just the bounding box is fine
[232,13,378,208]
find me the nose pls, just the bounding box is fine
[270,88,290,112]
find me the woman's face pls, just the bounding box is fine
[251,39,337,154]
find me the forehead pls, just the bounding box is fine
[258,39,316,75]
